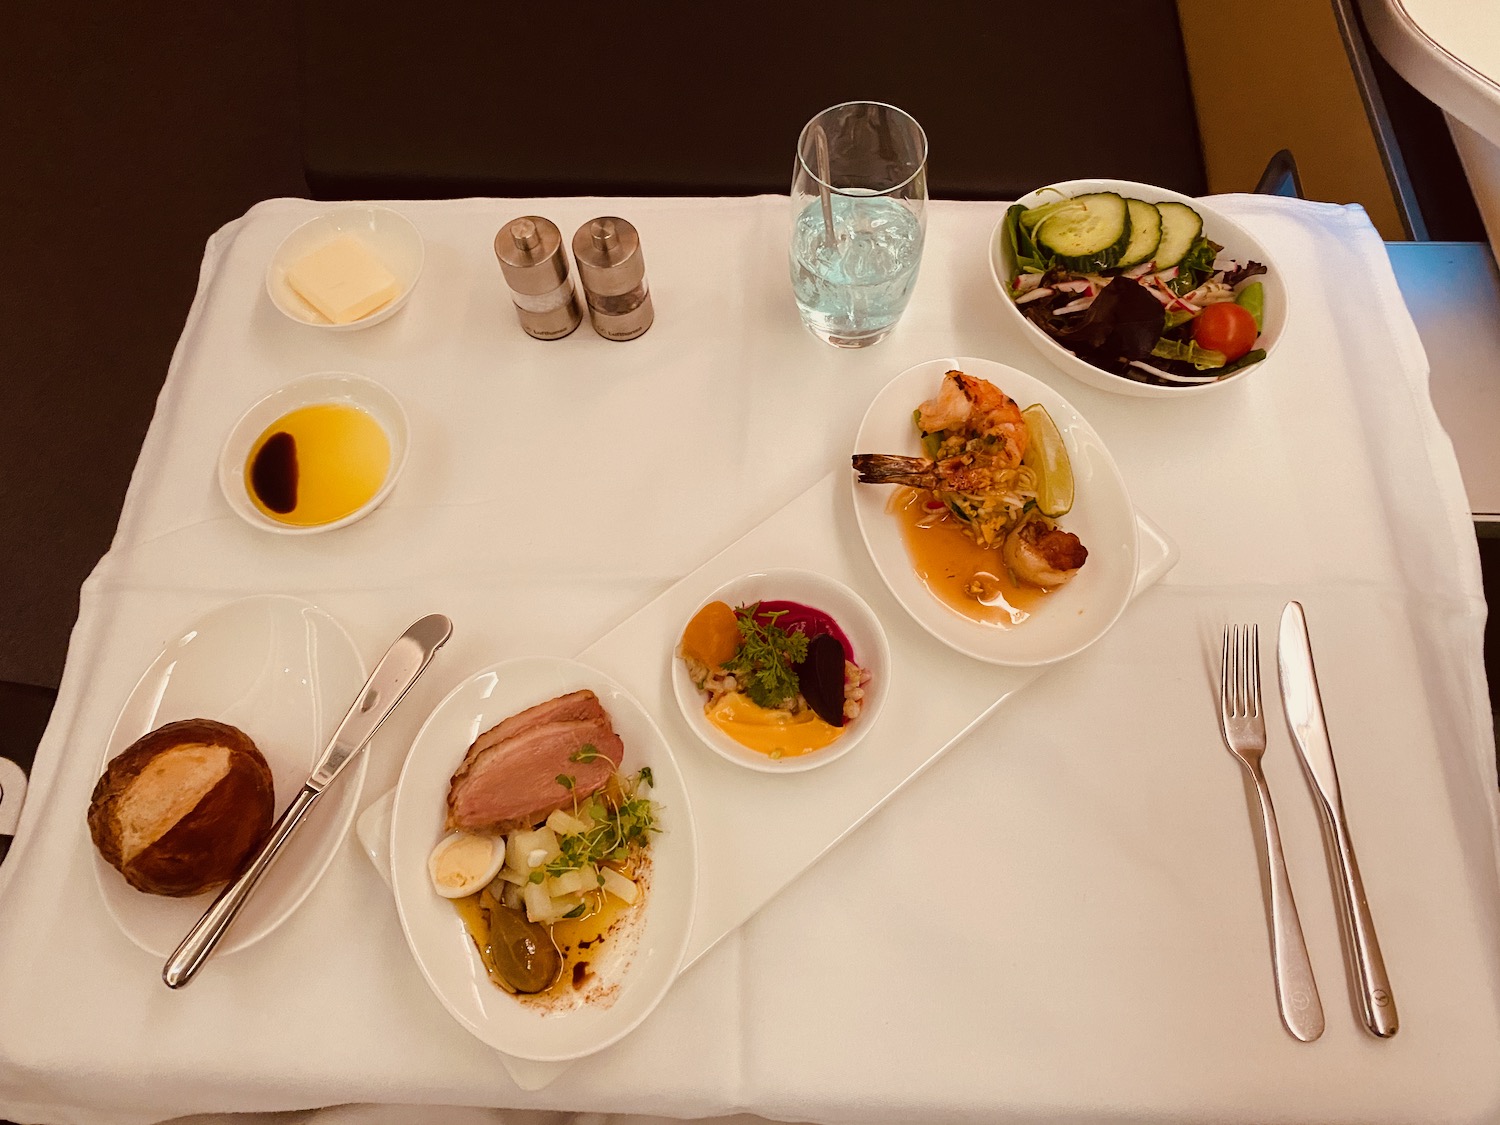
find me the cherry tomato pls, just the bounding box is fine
[1193,302,1258,361]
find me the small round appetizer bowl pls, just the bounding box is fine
[988,178,1286,399]
[218,370,410,535]
[266,204,424,330]
[670,568,891,774]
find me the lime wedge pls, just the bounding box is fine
[1021,404,1074,518]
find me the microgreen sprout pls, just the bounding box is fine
[541,767,660,881]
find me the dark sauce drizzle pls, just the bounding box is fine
[250,431,298,514]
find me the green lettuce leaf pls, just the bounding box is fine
[1169,236,1223,293]
[1005,202,1056,276]
[1218,347,1267,375]
[1235,281,1265,331]
[1150,337,1228,370]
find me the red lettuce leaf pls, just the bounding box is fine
[1051,276,1165,368]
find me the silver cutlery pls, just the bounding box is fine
[1277,601,1398,1038]
[1219,623,1325,1042]
[163,613,453,988]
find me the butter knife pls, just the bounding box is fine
[1277,601,1398,1037]
[163,613,453,988]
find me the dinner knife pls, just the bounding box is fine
[163,613,453,988]
[1276,601,1398,1037]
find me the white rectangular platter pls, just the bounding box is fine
[578,469,1177,966]
[359,468,1175,1087]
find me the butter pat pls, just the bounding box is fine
[285,234,400,325]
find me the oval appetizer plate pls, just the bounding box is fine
[389,655,698,1062]
[93,594,368,957]
[851,356,1139,666]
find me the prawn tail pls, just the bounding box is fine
[851,453,936,489]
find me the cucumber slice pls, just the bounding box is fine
[1114,198,1163,270]
[1153,201,1203,270]
[1028,192,1131,272]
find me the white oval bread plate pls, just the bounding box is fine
[92,594,368,958]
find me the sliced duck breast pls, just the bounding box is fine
[454,689,606,773]
[446,715,624,834]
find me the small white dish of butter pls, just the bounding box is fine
[266,205,424,330]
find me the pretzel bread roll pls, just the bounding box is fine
[88,718,275,897]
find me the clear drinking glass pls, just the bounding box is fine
[788,101,929,348]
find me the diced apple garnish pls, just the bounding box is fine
[600,866,638,904]
[546,808,590,835]
[507,827,558,872]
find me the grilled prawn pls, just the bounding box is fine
[853,370,1033,505]
[851,453,1001,493]
[918,369,1030,467]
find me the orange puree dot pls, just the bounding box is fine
[682,600,739,667]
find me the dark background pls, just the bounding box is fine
[2,5,308,687]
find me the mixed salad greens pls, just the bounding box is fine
[1004,191,1268,386]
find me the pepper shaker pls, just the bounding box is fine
[493,216,583,340]
[572,217,654,341]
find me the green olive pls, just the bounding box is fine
[481,894,561,995]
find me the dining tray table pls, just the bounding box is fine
[0,195,1497,1125]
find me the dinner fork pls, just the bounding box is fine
[1219,624,1325,1042]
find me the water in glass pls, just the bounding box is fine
[790,194,924,347]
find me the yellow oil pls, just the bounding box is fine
[454,885,634,1002]
[245,402,390,526]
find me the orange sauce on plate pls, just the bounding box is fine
[888,487,1048,627]
[705,692,845,758]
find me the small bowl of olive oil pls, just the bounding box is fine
[218,371,409,534]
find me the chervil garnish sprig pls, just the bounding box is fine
[722,603,808,709]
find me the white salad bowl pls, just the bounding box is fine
[988,178,1286,398]
[266,204,424,330]
[671,568,891,774]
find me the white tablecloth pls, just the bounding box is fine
[2,195,1497,1125]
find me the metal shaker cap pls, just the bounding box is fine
[494,216,571,296]
[571,217,647,297]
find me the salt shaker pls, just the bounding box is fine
[493,216,583,340]
[572,217,654,341]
